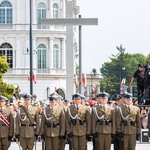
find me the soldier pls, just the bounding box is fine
[15,94,40,150]
[0,96,14,150]
[116,93,141,150]
[113,95,124,150]
[40,96,65,150]
[66,94,91,150]
[92,92,115,150]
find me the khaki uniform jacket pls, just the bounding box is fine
[0,106,14,138]
[40,105,65,137]
[66,104,91,136]
[92,105,115,134]
[15,105,40,138]
[116,105,141,134]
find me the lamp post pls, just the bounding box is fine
[90,68,96,94]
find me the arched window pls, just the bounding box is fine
[53,3,58,18]
[37,2,46,28]
[0,42,13,68]
[37,44,46,70]
[0,1,12,24]
[53,44,59,69]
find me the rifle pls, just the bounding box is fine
[67,136,72,150]
[92,134,97,150]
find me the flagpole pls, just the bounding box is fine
[29,0,33,95]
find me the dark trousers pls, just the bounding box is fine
[137,85,144,104]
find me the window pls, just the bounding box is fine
[53,3,58,18]
[53,44,59,69]
[37,2,46,28]
[37,44,46,69]
[0,1,12,24]
[0,42,13,68]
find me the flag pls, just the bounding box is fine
[32,72,36,84]
[92,85,97,91]
[74,74,78,86]
[82,74,87,89]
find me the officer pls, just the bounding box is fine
[15,94,40,150]
[66,94,91,150]
[92,92,115,150]
[0,96,14,150]
[116,93,141,150]
[40,96,65,150]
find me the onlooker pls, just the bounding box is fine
[130,64,145,104]
[31,94,39,105]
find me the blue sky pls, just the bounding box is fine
[76,0,150,73]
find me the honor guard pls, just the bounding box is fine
[40,96,65,150]
[15,94,40,150]
[66,94,91,150]
[92,92,115,150]
[116,93,141,150]
[0,96,14,150]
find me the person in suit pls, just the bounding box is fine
[0,96,14,150]
[92,92,115,150]
[40,96,65,150]
[66,94,91,150]
[15,94,40,150]
[116,93,141,150]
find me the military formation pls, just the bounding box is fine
[0,91,141,150]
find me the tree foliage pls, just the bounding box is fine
[100,45,146,97]
[0,56,15,99]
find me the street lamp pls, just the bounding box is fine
[91,68,96,93]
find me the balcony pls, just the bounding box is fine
[5,68,66,75]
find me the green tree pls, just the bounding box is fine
[0,56,15,100]
[100,45,146,97]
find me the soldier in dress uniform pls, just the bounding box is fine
[66,94,91,150]
[92,92,115,150]
[40,96,65,150]
[15,94,40,150]
[0,96,14,150]
[55,94,67,150]
[116,93,141,150]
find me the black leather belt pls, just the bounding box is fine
[122,121,136,126]
[46,123,60,127]
[21,124,35,127]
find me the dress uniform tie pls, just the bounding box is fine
[127,106,131,112]
[76,105,79,110]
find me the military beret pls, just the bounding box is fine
[124,93,132,99]
[97,92,109,98]
[48,96,57,102]
[64,99,69,103]
[72,94,82,99]
[23,94,31,99]
[0,96,5,101]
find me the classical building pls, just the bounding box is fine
[0,0,79,100]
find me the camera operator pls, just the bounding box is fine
[140,65,150,104]
[130,64,145,104]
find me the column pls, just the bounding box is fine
[61,38,66,69]
[49,38,54,69]
[15,38,21,68]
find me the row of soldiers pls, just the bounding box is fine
[0,92,141,150]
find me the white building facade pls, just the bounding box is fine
[0,0,78,100]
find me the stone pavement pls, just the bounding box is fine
[9,141,150,150]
